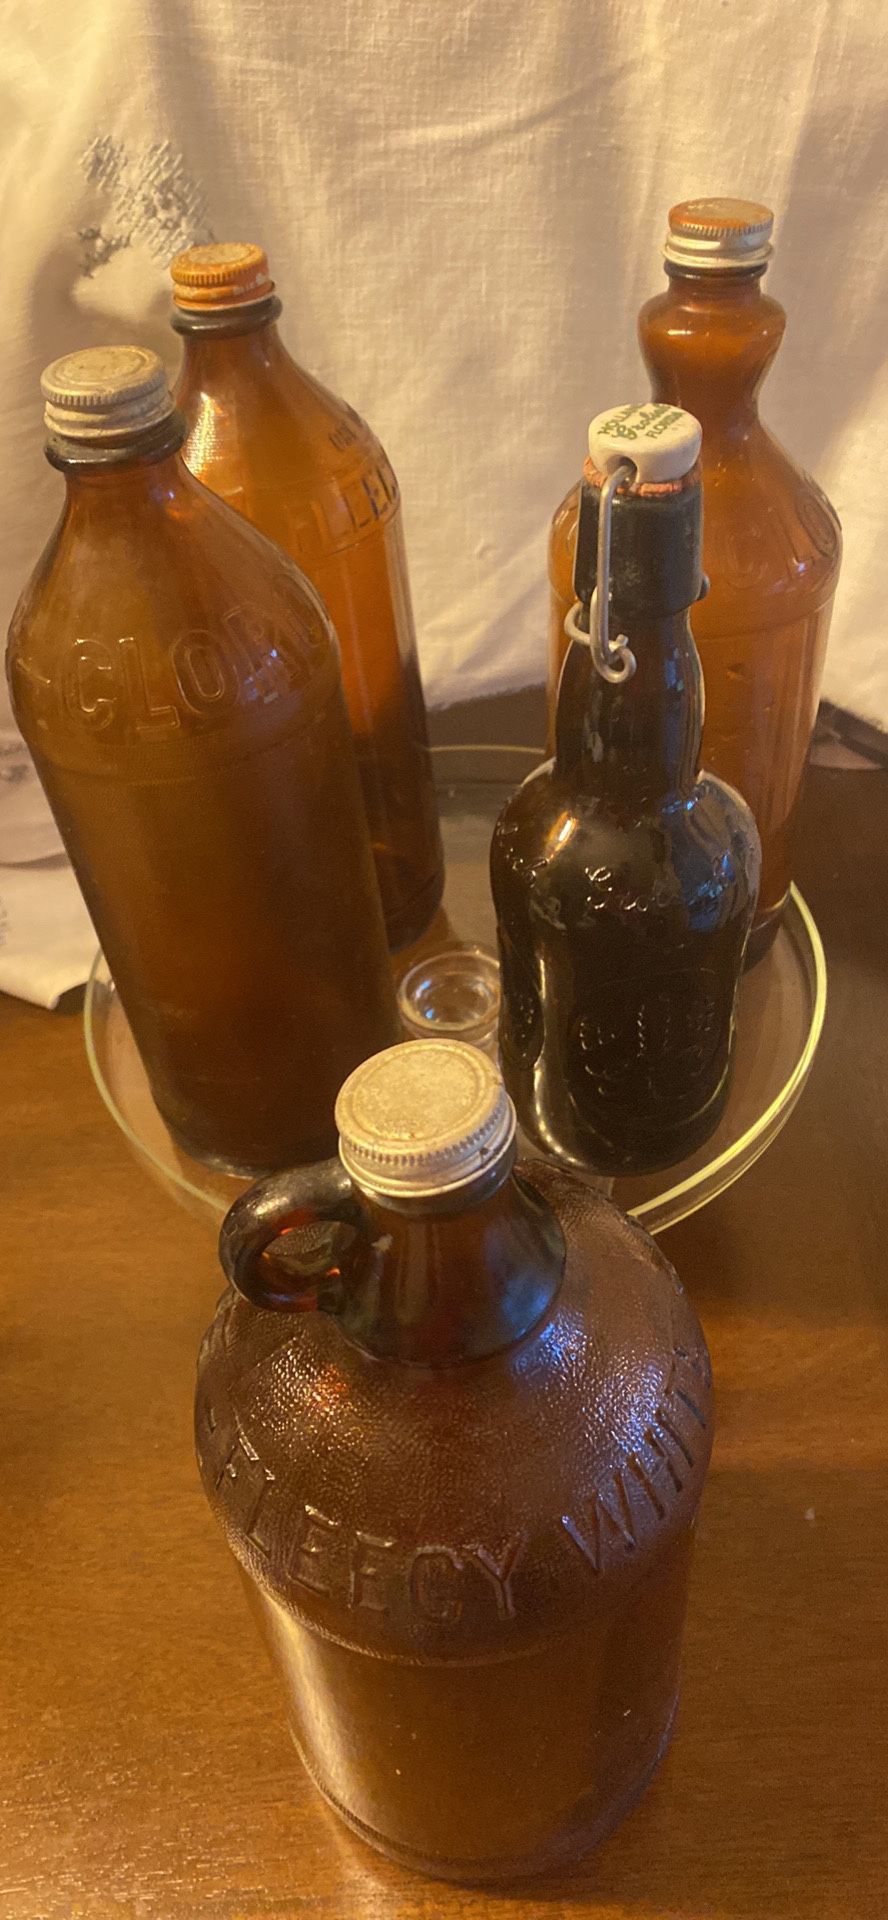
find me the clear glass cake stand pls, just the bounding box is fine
[84,744,826,1236]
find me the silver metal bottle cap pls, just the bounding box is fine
[335,1040,516,1200]
[41,346,175,441]
[665,197,774,273]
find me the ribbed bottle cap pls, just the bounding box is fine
[665,198,774,272]
[170,242,275,310]
[588,403,702,485]
[335,1040,516,1201]
[41,346,174,442]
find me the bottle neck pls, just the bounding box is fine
[555,608,702,808]
[643,265,784,437]
[665,264,767,295]
[334,1162,565,1367]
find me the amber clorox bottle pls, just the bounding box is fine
[7,347,399,1174]
[549,201,840,960]
[170,243,444,952]
[196,1039,712,1882]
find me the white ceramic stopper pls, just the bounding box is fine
[588,403,702,485]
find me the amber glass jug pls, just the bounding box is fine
[170,242,444,952]
[497,405,760,1176]
[196,1039,713,1882]
[549,199,841,960]
[7,347,399,1174]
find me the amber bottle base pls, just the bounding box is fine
[383,859,446,954]
[165,1119,336,1181]
[745,894,788,970]
[514,1069,732,1180]
[294,1697,678,1886]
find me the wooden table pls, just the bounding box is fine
[3,764,886,1920]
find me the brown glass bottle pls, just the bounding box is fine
[196,1040,713,1882]
[170,243,444,952]
[549,201,841,959]
[7,346,400,1174]
[495,405,760,1176]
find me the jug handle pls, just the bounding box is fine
[219,1158,367,1313]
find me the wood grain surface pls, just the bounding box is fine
[2,764,886,1920]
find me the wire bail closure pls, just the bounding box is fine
[564,459,637,685]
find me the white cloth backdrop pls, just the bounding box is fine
[2,0,887,875]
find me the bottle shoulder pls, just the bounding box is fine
[492,774,759,941]
[493,760,758,883]
[694,770,763,892]
[696,435,842,625]
[7,477,341,767]
[179,378,384,482]
[195,1166,712,1660]
[549,479,581,585]
[639,284,787,368]
[177,356,401,565]
[637,286,841,620]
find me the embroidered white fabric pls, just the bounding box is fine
[0,0,882,994]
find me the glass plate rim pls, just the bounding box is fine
[627,884,826,1230]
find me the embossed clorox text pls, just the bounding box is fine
[12,600,325,740]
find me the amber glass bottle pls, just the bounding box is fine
[170,243,444,952]
[196,1039,713,1882]
[496,405,760,1176]
[7,346,399,1174]
[549,200,841,959]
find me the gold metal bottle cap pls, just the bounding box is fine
[335,1040,516,1200]
[41,346,175,441]
[170,242,275,309]
[665,198,774,272]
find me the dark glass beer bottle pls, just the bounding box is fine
[7,346,400,1174]
[170,243,444,952]
[495,404,760,1176]
[549,201,840,959]
[196,1039,713,1881]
